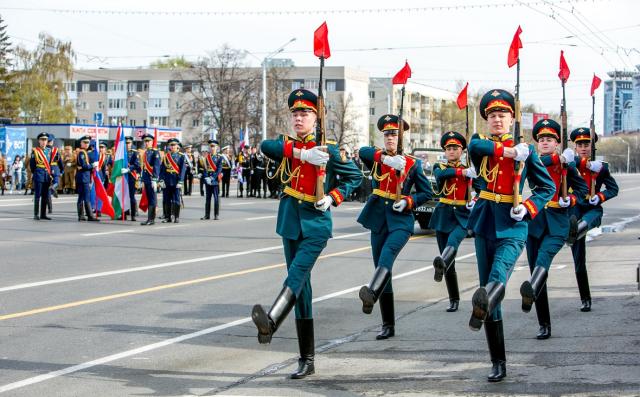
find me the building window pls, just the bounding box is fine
[81,102,88,110]
[129,101,136,110]
[142,83,149,91]
[81,119,88,124]
[326,81,336,92]
[143,101,147,109]
[81,83,90,92]
[108,99,125,109]
[369,90,375,99]
[174,82,183,92]
[150,98,165,108]
[64,82,76,92]
[292,81,302,90]
[203,115,211,126]
[192,118,200,127]
[130,119,136,126]
[109,82,125,91]
[192,82,201,93]
[128,83,136,93]
[97,83,106,92]
[175,119,182,127]
[175,100,181,110]
[304,79,318,91]
[97,101,104,109]
[370,107,375,116]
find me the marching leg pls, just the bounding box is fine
[470,281,505,331]
[520,265,548,313]
[534,285,551,339]
[251,286,296,344]
[444,263,460,312]
[359,266,391,315]
[376,292,395,340]
[485,319,506,382]
[290,319,315,379]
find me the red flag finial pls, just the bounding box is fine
[456,82,469,110]
[507,25,523,68]
[392,61,412,85]
[590,74,602,96]
[558,50,570,82]
[313,22,331,59]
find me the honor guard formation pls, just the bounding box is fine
[13,23,622,387]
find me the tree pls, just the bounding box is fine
[0,15,19,120]
[264,66,293,140]
[150,55,192,69]
[13,32,75,123]
[328,92,360,149]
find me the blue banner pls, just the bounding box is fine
[1,127,27,160]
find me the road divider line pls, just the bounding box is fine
[227,202,257,206]
[245,215,277,221]
[82,229,135,237]
[0,239,465,394]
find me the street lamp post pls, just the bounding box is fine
[614,136,630,173]
[261,37,296,142]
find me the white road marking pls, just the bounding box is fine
[0,199,76,208]
[554,265,567,270]
[620,186,640,192]
[0,232,369,293]
[227,201,257,206]
[245,215,277,221]
[0,218,21,222]
[0,249,474,394]
[81,229,135,237]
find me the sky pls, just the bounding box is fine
[1,0,639,132]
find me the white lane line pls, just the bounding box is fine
[621,186,640,192]
[82,229,135,237]
[245,215,276,221]
[0,199,76,208]
[0,249,474,394]
[0,218,21,222]
[0,231,369,293]
[153,224,189,230]
[228,201,257,206]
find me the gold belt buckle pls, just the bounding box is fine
[494,193,502,203]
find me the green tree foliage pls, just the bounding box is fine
[150,56,192,69]
[0,15,19,120]
[13,32,76,123]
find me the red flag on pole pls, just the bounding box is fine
[507,25,523,68]
[456,82,469,109]
[153,127,158,149]
[313,22,331,59]
[558,50,570,82]
[139,188,149,212]
[392,61,412,85]
[590,74,602,96]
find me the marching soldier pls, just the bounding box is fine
[520,119,588,339]
[123,136,141,221]
[237,146,251,197]
[201,139,222,220]
[97,142,112,189]
[160,138,186,223]
[140,134,161,225]
[566,128,618,311]
[266,156,282,198]
[249,146,263,198]
[251,89,361,379]
[220,146,233,197]
[430,131,477,312]
[46,134,62,213]
[183,144,195,196]
[29,132,56,220]
[75,135,98,222]
[467,89,554,382]
[357,115,432,339]
[62,145,77,194]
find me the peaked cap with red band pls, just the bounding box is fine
[532,118,561,142]
[479,89,515,120]
[288,89,318,113]
[376,114,410,134]
[440,131,467,150]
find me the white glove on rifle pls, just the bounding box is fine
[204,177,213,185]
[177,182,184,189]
[561,148,575,164]
[588,160,603,173]
[589,195,601,205]
[558,196,571,208]
[383,155,406,171]
[151,181,158,191]
[465,199,476,210]
[514,143,530,162]
[300,146,329,166]
[120,168,129,174]
[392,199,408,212]
[510,204,528,221]
[314,195,333,212]
[464,166,477,179]
[91,161,99,169]
[158,180,165,189]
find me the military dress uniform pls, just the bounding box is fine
[62,147,77,193]
[201,140,223,220]
[29,132,57,220]
[97,144,113,190]
[251,89,361,379]
[467,89,555,382]
[220,149,233,197]
[429,131,477,313]
[567,128,618,312]
[46,134,62,213]
[160,138,186,223]
[238,150,251,197]
[184,146,195,196]
[357,115,432,340]
[124,136,141,221]
[140,134,161,225]
[75,135,98,221]
[521,119,588,340]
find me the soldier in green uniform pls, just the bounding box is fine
[566,128,618,312]
[356,115,432,340]
[521,119,588,339]
[251,89,361,379]
[467,89,555,382]
[430,131,477,312]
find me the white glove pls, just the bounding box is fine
[383,155,406,171]
[158,180,165,189]
[558,196,571,208]
[300,146,329,166]
[197,173,203,179]
[1,172,5,178]
[588,160,603,173]
[561,148,575,164]
[510,204,528,221]
[367,176,372,180]
[204,177,213,185]
[66,162,72,167]
[392,199,408,212]
[120,168,129,174]
[91,161,99,168]
[314,195,333,212]
[177,182,184,188]
[464,166,477,179]
[250,170,254,175]
[465,199,476,210]
[514,143,530,162]
[152,181,158,191]
[589,195,601,205]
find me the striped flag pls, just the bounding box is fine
[110,125,130,220]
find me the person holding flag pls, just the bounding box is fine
[29,132,54,220]
[46,134,62,214]
[466,25,555,383]
[159,138,186,223]
[201,139,223,220]
[140,133,161,225]
[110,127,131,221]
[75,135,99,222]
[124,136,141,221]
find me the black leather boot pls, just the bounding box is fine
[173,203,180,223]
[77,202,86,221]
[520,266,548,313]
[251,286,296,344]
[485,319,507,382]
[569,219,589,246]
[470,282,505,331]
[433,246,456,282]
[141,207,155,225]
[535,286,551,340]
[40,197,51,220]
[290,319,315,379]
[444,264,460,312]
[201,200,210,220]
[359,267,391,314]
[85,203,99,221]
[130,208,136,222]
[576,270,592,312]
[376,292,395,340]
[214,200,219,220]
[162,202,172,223]
[33,200,40,220]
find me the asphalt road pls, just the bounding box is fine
[0,175,638,396]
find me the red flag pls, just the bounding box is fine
[590,74,602,96]
[92,171,115,218]
[456,82,469,109]
[507,25,523,68]
[392,61,412,85]
[114,124,121,152]
[139,188,148,212]
[153,128,158,149]
[558,50,570,82]
[313,22,331,59]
